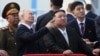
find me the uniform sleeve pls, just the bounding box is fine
[0,30,7,50]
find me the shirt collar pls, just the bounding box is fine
[58,28,66,34]
[20,23,33,29]
[76,18,86,25]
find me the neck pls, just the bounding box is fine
[54,24,66,31]
[77,17,84,22]
[51,7,60,11]
[9,24,18,28]
[27,23,32,26]
[21,21,33,26]
[59,27,66,31]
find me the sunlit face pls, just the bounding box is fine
[72,5,85,18]
[53,11,67,27]
[23,10,34,24]
[7,13,19,25]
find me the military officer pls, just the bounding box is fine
[0,2,20,56]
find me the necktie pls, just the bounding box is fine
[30,28,33,33]
[80,23,84,35]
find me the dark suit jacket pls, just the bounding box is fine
[15,24,49,56]
[95,16,100,39]
[68,18,97,42]
[66,13,75,23]
[35,10,55,31]
[35,10,55,53]
[85,11,97,20]
[43,27,93,56]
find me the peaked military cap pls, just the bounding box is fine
[2,2,20,18]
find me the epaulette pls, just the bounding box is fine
[0,26,8,31]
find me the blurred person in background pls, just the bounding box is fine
[66,2,76,22]
[85,4,97,20]
[35,0,63,53]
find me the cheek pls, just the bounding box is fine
[56,19,60,23]
[24,18,28,21]
[8,17,14,22]
[73,11,80,16]
[74,11,78,14]
[15,18,19,23]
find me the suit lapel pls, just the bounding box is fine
[73,20,82,37]
[83,18,90,37]
[66,27,75,50]
[50,27,70,48]
[20,24,31,32]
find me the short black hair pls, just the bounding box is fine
[53,10,65,17]
[50,0,63,7]
[68,3,72,9]
[70,1,84,11]
[86,4,92,10]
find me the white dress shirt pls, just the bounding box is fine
[19,23,33,30]
[76,18,86,35]
[58,28,69,46]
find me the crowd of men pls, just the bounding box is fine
[0,0,100,56]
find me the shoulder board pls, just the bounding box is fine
[0,26,8,31]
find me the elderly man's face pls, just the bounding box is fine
[23,10,34,24]
[53,11,67,27]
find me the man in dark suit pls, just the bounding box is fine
[15,9,54,56]
[43,10,100,56]
[68,1,98,48]
[85,4,97,20]
[36,0,63,31]
[35,0,63,53]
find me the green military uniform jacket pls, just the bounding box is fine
[0,25,17,56]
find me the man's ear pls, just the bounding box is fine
[50,2,53,8]
[6,16,8,20]
[71,11,74,14]
[21,14,24,18]
[52,17,56,22]
[6,15,11,20]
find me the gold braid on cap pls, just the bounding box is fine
[6,8,18,16]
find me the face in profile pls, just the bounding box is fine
[23,10,34,24]
[7,13,19,25]
[72,5,85,18]
[53,11,67,27]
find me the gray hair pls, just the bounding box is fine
[19,9,33,21]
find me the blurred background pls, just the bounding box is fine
[0,0,100,28]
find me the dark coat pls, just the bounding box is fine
[85,11,97,20]
[0,26,17,56]
[35,10,55,31]
[43,27,93,56]
[66,13,75,22]
[95,16,100,39]
[35,10,55,53]
[15,24,49,56]
[68,18,97,42]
